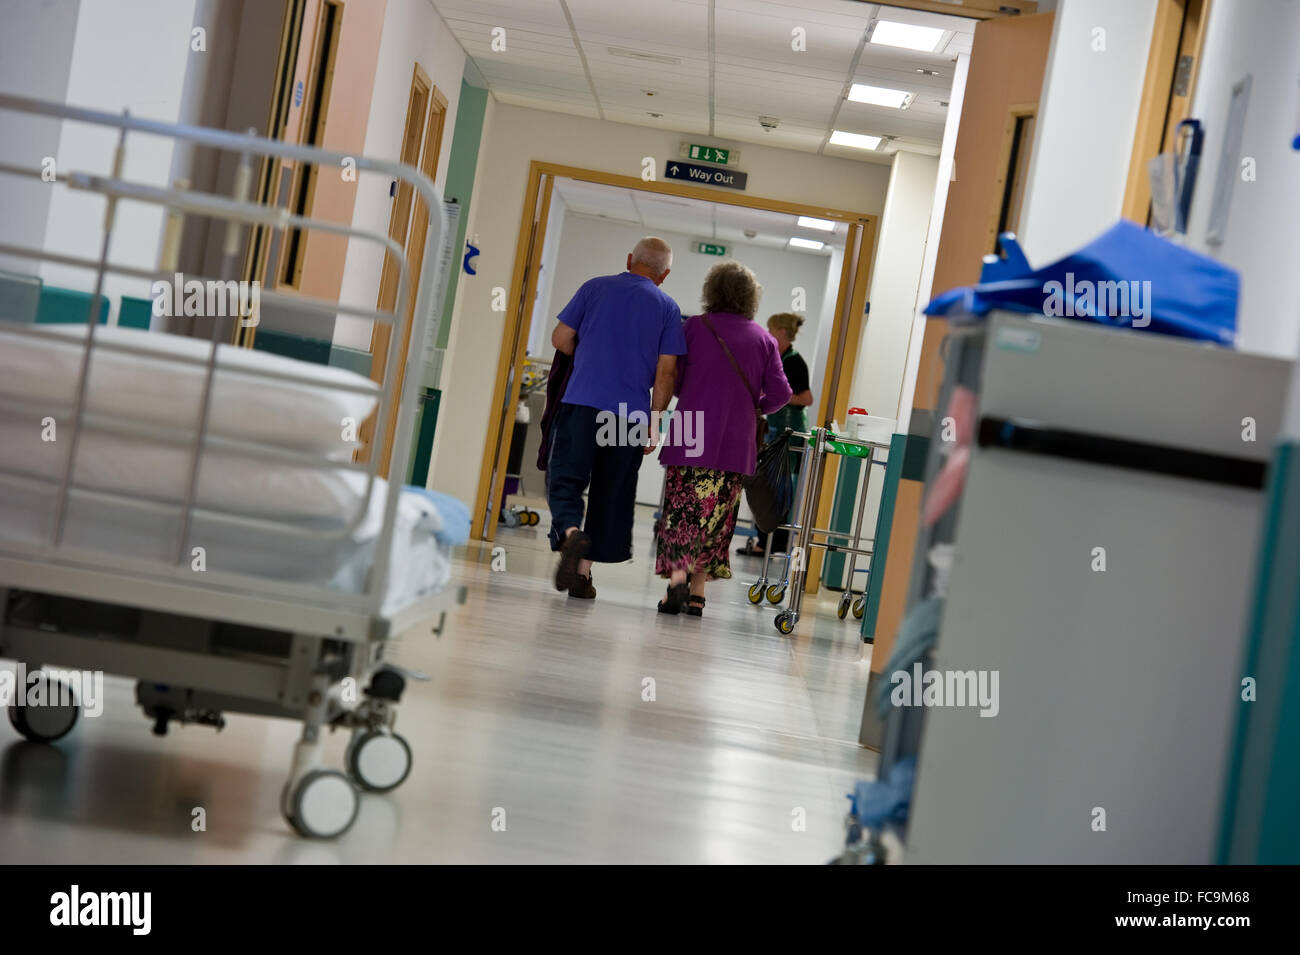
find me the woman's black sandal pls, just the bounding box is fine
[686,595,706,617]
[657,582,690,615]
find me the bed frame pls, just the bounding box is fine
[0,94,464,838]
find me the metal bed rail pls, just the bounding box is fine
[0,94,450,631]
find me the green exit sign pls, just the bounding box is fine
[695,242,727,256]
[686,144,733,165]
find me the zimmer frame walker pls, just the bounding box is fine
[748,428,889,635]
[0,94,463,839]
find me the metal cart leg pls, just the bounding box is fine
[838,446,875,621]
[776,430,825,634]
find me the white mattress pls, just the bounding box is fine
[0,322,453,614]
[0,478,451,613]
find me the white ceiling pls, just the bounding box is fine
[552,177,848,254]
[430,1,973,164]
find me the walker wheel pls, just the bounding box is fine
[775,611,796,635]
[837,595,850,620]
[747,582,765,605]
[852,597,865,620]
[766,585,786,605]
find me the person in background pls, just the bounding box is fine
[745,311,814,557]
[655,261,792,617]
[548,237,686,600]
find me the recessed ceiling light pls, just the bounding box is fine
[789,237,825,250]
[797,216,836,231]
[829,130,882,150]
[847,83,913,109]
[870,20,946,53]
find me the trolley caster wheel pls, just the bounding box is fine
[837,595,851,620]
[766,585,786,605]
[527,510,540,526]
[345,730,413,793]
[8,671,80,743]
[852,598,865,620]
[284,769,359,839]
[775,611,796,635]
[747,581,766,605]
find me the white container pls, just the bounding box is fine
[851,413,895,445]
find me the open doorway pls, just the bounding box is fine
[473,162,876,545]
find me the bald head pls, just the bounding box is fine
[628,237,673,285]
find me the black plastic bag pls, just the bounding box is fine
[744,430,793,534]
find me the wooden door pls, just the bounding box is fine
[356,67,447,477]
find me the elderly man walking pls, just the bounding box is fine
[547,237,686,599]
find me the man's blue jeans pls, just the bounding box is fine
[546,403,644,563]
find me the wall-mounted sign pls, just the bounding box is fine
[665,160,748,191]
[680,143,739,166]
[695,242,727,256]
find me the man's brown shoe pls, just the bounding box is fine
[554,530,592,592]
[568,574,597,599]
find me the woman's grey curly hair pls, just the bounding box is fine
[701,260,762,319]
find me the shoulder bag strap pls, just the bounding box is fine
[700,315,760,414]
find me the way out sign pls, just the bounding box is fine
[664,160,748,191]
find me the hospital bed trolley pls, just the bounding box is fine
[747,428,889,634]
[0,95,466,839]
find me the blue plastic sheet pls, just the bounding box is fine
[925,220,1239,346]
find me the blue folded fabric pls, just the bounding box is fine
[403,485,471,547]
[848,756,917,830]
[925,221,1239,345]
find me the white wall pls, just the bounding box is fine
[526,190,568,357]
[430,101,893,509]
[1017,0,1157,264]
[850,150,939,423]
[333,0,466,351]
[1183,0,1300,360]
[34,0,199,320]
[0,0,80,279]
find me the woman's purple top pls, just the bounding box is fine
[658,312,792,476]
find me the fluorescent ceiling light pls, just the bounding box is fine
[789,237,825,250]
[847,83,912,109]
[870,20,945,53]
[829,130,882,150]
[797,215,836,231]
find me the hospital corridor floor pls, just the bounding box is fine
[0,513,877,864]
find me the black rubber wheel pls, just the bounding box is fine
[8,672,80,743]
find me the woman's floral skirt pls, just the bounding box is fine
[655,465,745,580]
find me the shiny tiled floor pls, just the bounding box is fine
[0,508,876,863]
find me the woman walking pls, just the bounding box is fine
[655,261,792,616]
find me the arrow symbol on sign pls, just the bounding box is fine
[669,164,679,174]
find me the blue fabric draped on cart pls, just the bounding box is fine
[925,220,1239,346]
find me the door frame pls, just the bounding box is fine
[1122,0,1213,223]
[471,159,879,544]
